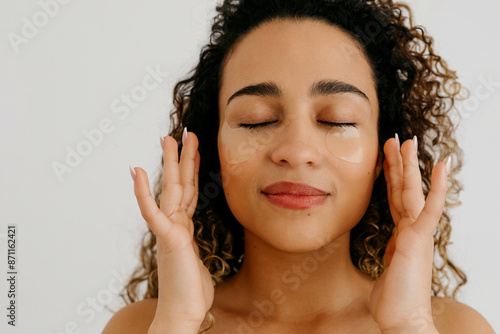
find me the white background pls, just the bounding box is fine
[0,0,498,333]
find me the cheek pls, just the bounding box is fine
[218,136,248,189]
[337,161,378,210]
[324,119,379,164]
[218,140,257,207]
[219,166,257,229]
[219,118,275,165]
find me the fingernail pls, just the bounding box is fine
[129,164,137,182]
[395,133,400,151]
[445,156,452,175]
[182,127,188,145]
[159,135,165,150]
[413,135,418,153]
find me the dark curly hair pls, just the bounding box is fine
[122,0,467,331]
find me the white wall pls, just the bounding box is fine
[0,0,498,333]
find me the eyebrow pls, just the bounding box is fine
[226,79,370,105]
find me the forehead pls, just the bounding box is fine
[218,18,378,116]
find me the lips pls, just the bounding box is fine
[261,181,329,209]
[262,181,329,196]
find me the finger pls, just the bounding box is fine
[133,167,173,237]
[401,136,425,224]
[412,159,448,237]
[159,136,184,218]
[179,131,199,214]
[383,135,404,224]
[384,233,396,267]
[187,150,201,218]
[383,158,401,224]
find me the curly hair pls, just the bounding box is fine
[121,0,467,331]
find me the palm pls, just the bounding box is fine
[154,209,214,319]
[131,131,214,325]
[369,135,449,332]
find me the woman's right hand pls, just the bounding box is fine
[130,129,213,333]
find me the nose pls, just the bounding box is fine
[269,113,322,168]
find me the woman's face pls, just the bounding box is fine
[217,18,382,252]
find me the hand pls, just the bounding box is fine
[130,130,214,331]
[369,134,449,333]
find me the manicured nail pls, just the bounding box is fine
[182,127,188,145]
[445,156,452,175]
[395,133,400,151]
[413,135,418,153]
[129,164,137,182]
[159,136,165,150]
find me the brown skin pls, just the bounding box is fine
[102,296,495,333]
[103,19,495,334]
[214,18,382,332]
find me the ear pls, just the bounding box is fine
[375,145,383,180]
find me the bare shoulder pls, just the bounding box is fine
[431,296,495,334]
[102,298,158,334]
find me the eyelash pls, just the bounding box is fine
[239,120,356,129]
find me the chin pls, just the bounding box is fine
[245,219,350,254]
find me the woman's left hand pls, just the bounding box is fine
[369,134,450,334]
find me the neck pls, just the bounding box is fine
[217,230,375,323]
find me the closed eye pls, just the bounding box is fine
[239,121,276,129]
[318,121,356,128]
[239,120,356,129]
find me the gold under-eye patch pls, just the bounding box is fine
[219,114,378,164]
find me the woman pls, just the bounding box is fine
[104,0,495,332]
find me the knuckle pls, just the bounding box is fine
[161,181,170,192]
[186,179,196,188]
[162,180,180,193]
[142,206,161,222]
[135,190,151,202]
